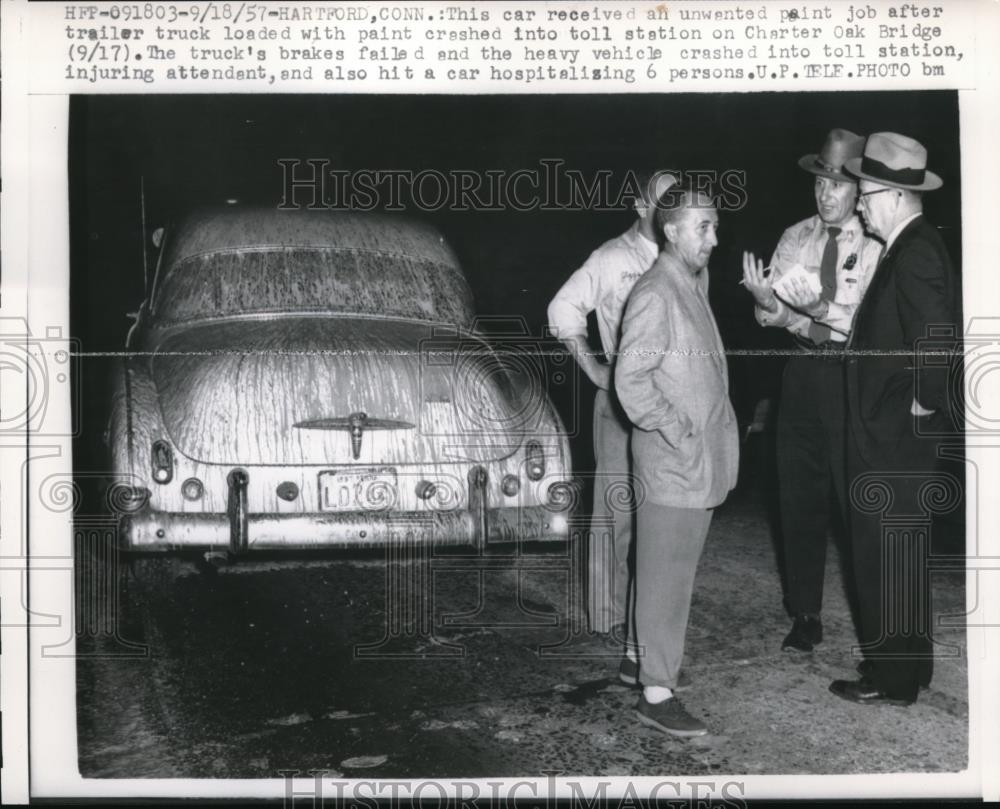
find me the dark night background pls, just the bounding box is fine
[69,92,962,515]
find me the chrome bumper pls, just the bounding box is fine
[120,505,570,551]
[118,465,576,553]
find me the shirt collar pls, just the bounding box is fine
[627,219,659,259]
[884,212,922,252]
[817,213,864,238]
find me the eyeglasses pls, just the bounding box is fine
[858,188,897,200]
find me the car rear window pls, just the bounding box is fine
[152,247,475,326]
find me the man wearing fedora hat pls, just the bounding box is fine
[823,132,960,705]
[742,129,881,653]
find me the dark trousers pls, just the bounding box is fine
[776,356,847,616]
[846,422,940,701]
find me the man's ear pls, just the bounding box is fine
[662,222,676,244]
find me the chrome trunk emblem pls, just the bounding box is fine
[293,411,415,459]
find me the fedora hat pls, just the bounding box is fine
[798,129,866,181]
[844,131,943,191]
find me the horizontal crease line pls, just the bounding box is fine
[67,349,958,358]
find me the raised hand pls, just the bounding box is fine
[742,251,776,310]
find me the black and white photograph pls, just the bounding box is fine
[66,90,969,784]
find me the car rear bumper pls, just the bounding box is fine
[120,505,571,551]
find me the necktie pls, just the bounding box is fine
[809,226,840,344]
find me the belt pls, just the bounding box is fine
[793,336,847,361]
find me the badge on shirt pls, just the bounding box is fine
[843,253,858,271]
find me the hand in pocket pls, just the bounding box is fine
[679,417,701,448]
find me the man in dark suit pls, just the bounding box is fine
[829,132,960,705]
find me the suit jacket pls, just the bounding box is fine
[845,215,959,467]
[615,253,739,509]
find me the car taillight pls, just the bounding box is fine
[415,480,437,500]
[526,441,545,481]
[547,481,576,511]
[109,484,149,513]
[501,474,520,496]
[181,477,204,501]
[152,440,173,484]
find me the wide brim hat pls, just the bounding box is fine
[798,128,866,181]
[844,131,942,191]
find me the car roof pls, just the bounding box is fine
[160,205,463,271]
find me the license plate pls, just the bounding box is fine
[319,467,398,512]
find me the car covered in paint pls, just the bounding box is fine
[107,205,575,559]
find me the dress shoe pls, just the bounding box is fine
[829,678,914,706]
[856,660,930,690]
[782,614,822,652]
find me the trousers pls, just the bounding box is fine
[587,388,635,634]
[776,356,848,616]
[634,500,713,688]
[846,423,941,701]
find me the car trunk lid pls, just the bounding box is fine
[149,317,530,466]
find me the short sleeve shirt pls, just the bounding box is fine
[547,221,659,357]
[756,214,881,342]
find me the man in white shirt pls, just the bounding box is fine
[547,170,677,649]
[742,130,881,653]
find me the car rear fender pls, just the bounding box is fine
[107,357,169,485]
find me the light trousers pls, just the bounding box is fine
[587,388,635,634]
[634,500,713,688]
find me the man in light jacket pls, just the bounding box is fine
[615,184,739,737]
[547,170,678,642]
